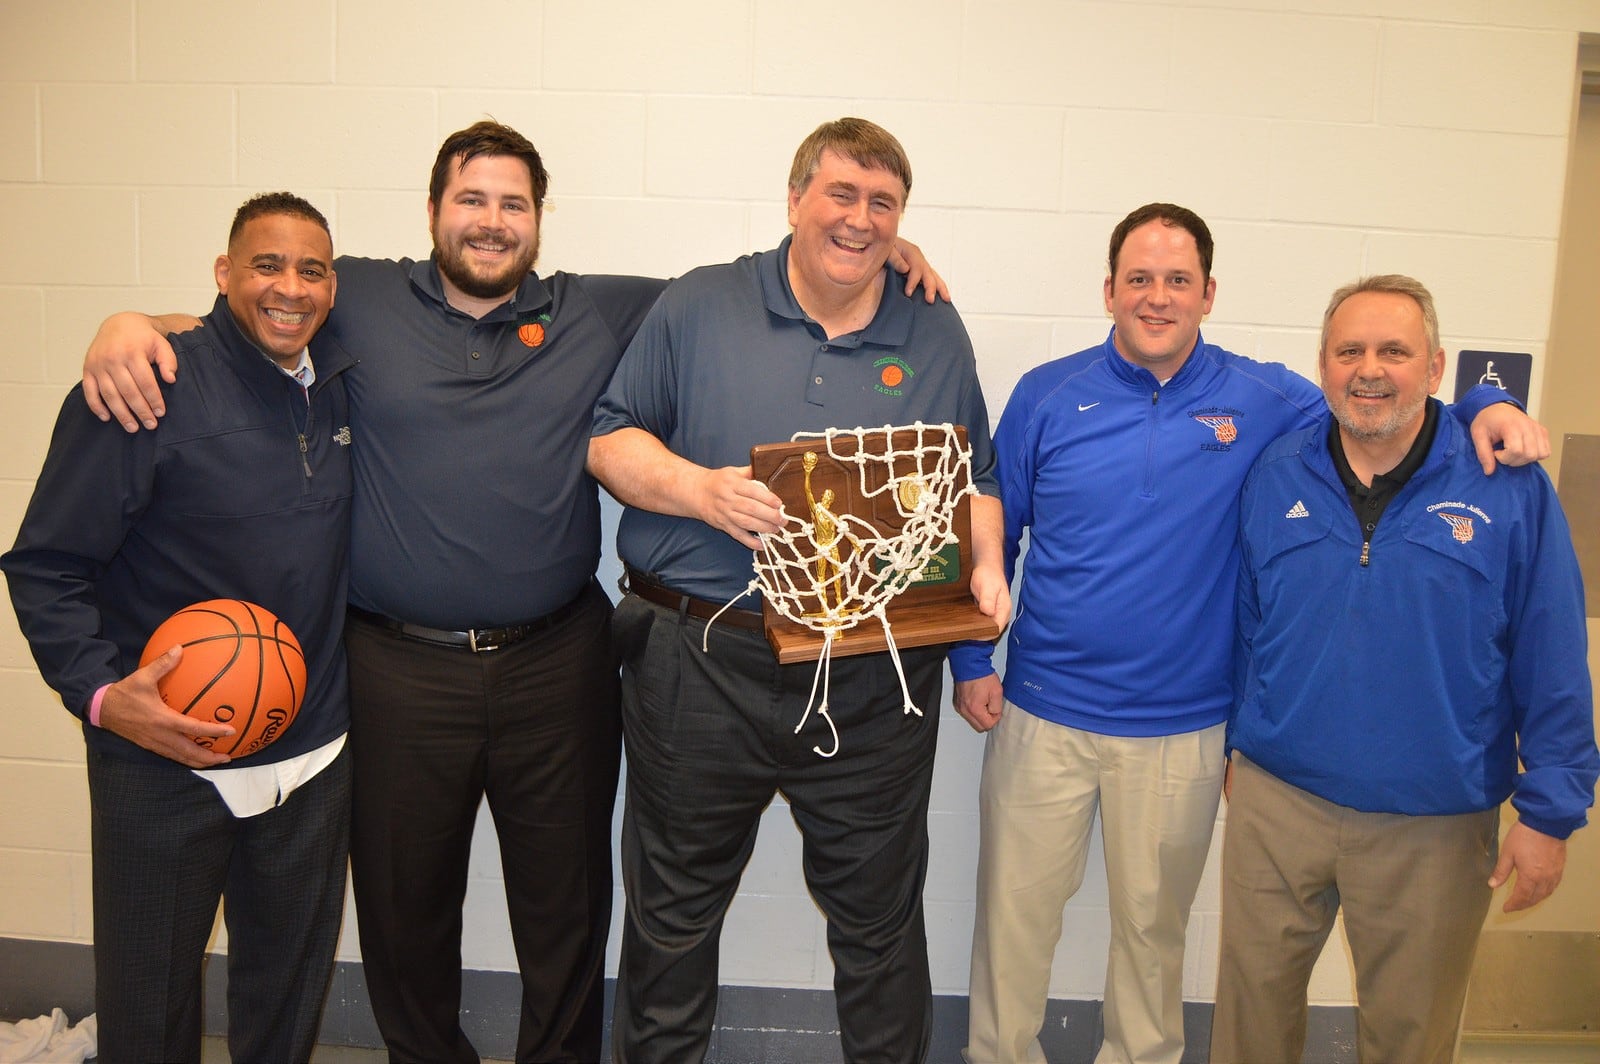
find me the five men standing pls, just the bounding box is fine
[41,142,1595,1062]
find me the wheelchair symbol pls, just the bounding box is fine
[1479,361,1505,388]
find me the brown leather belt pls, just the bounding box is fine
[623,568,764,632]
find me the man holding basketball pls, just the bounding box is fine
[3,192,354,1063]
[78,123,658,1062]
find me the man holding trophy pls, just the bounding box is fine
[589,117,1007,1064]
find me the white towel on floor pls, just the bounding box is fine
[0,1010,96,1063]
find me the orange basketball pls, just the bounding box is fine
[139,599,306,758]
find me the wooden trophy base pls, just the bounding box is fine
[751,425,1002,664]
[761,598,1000,664]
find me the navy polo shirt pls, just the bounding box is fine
[593,236,996,603]
[325,256,665,629]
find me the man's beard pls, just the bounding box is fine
[1329,381,1427,442]
[432,227,540,301]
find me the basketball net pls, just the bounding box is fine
[705,421,975,757]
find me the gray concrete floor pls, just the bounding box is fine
[199,1036,509,1063]
[194,1032,1600,1063]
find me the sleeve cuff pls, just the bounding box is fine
[1513,807,1584,841]
[946,641,996,683]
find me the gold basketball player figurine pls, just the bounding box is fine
[802,451,858,620]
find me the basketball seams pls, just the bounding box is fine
[267,617,305,746]
[240,601,266,757]
[177,603,257,755]
[138,598,306,758]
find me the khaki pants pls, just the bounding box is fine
[1210,754,1498,1064]
[965,706,1225,1064]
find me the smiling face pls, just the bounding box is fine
[785,149,905,311]
[1103,219,1216,377]
[427,152,541,315]
[1320,289,1445,446]
[214,213,336,367]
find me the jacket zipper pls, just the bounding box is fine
[289,381,314,481]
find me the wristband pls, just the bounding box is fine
[88,684,110,728]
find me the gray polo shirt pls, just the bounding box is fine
[593,236,996,603]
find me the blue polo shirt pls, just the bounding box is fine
[325,256,665,629]
[593,236,996,603]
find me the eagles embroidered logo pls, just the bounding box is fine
[1194,415,1238,444]
[1439,512,1474,543]
[333,426,352,446]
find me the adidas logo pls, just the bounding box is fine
[1285,500,1310,519]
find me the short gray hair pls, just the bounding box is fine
[1320,274,1441,355]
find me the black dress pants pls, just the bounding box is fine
[346,580,621,1063]
[609,592,941,1064]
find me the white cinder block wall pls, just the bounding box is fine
[2,0,1596,1011]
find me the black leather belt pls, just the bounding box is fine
[622,568,764,632]
[347,587,588,653]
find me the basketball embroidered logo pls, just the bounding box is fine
[872,356,912,396]
[1194,415,1238,444]
[518,322,545,348]
[1439,512,1474,543]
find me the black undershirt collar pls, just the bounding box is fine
[1328,397,1440,550]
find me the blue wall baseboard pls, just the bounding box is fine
[0,936,1358,1062]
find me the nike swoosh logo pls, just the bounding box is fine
[1078,402,1101,412]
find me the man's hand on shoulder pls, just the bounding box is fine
[98,647,234,767]
[889,237,950,304]
[83,312,195,432]
[1489,819,1567,912]
[1469,402,1551,475]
